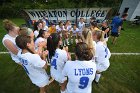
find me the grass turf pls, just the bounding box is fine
[0,54,139,93]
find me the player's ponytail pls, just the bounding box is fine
[3,19,17,32]
[75,42,93,61]
[47,33,61,60]
[94,30,104,41]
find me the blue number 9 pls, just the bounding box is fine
[51,59,57,70]
[79,77,89,89]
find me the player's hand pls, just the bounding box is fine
[38,42,44,48]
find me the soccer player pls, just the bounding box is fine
[72,24,79,37]
[33,21,43,38]
[15,35,49,93]
[62,42,96,93]
[47,33,70,93]
[19,27,35,40]
[2,19,20,64]
[111,13,128,44]
[82,28,96,56]
[101,20,110,43]
[78,18,85,35]
[92,30,111,84]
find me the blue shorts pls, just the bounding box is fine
[111,32,119,37]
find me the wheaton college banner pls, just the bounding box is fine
[24,8,111,22]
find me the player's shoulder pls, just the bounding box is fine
[25,53,40,60]
[57,49,67,54]
[65,60,75,67]
[96,41,103,46]
[2,34,11,41]
[36,37,45,42]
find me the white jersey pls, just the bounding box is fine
[17,51,49,87]
[43,26,48,31]
[72,28,79,35]
[2,34,20,63]
[62,60,96,93]
[35,37,45,48]
[56,25,64,32]
[67,25,72,31]
[50,48,68,83]
[95,41,111,72]
[92,41,96,61]
[34,30,39,38]
[78,22,85,33]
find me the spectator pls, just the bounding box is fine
[111,13,128,44]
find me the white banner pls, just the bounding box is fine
[24,8,111,22]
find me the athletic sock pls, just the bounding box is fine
[95,73,101,82]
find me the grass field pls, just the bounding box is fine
[0,18,140,93]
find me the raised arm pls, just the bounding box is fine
[3,39,18,55]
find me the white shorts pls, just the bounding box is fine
[34,79,49,88]
[96,61,110,72]
[51,73,67,83]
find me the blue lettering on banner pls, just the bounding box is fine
[70,10,76,17]
[24,8,111,21]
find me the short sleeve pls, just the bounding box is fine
[95,45,99,58]
[61,50,68,63]
[30,54,46,68]
[76,28,79,32]
[62,61,69,77]
[34,31,39,38]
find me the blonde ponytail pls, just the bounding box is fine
[3,19,17,32]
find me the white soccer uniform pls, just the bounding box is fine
[95,41,111,72]
[35,37,46,49]
[62,60,96,93]
[72,28,79,36]
[67,25,72,31]
[78,22,85,34]
[2,34,20,63]
[50,49,68,83]
[56,25,64,33]
[92,41,96,61]
[17,51,49,87]
[34,30,39,38]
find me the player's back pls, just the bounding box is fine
[63,60,96,93]
[17,51,48,85]
[50,49,68,83]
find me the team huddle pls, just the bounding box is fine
[2,17,113,93]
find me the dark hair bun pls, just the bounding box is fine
[75,42,93,61]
